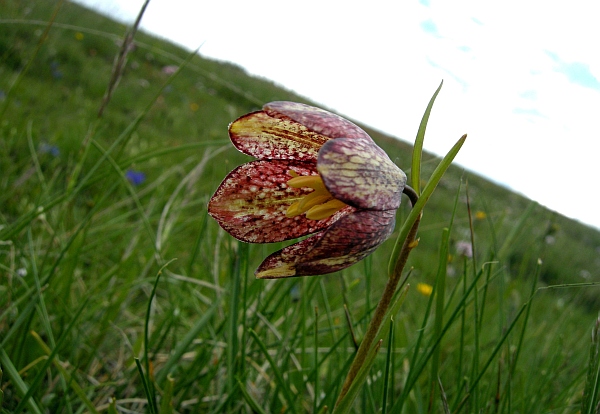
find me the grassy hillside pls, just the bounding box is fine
[1,1,599,413]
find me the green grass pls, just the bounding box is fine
[1,1,600,412]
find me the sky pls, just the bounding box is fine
[73,0,600,229]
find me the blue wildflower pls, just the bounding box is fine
[51,61,63,79]
[125,169,146,186]
[39,143,60,157]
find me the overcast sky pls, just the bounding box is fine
[73,0,600,230]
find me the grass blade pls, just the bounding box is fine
[389,134,467,277]
[155,299,220,384]
[581,317,600,414]
[381,317,394,414]
[135,357,158,414]
[412,80,443,194]
[12,301,87,413]
[30,331,99,414]
[238,378,268,414]
[0,348,43,414]
[332,340,383,414]
[248,328,298,414]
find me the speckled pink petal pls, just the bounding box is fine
[208,160,352,243]
[317,138,406,211]
[255,209,396,278]
[264,101,373,141]
[229,111,330,161]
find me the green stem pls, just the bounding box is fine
[336,196,421,406]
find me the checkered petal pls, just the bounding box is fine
[229,111,330,162]
[255,209,396,278]
[264,101,373,141]
[317,138,406,211]
[208,160,352,243]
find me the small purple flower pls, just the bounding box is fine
[126,169,146,186]
[456,240,473,258]
[162,65,178,75]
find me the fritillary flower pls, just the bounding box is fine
[208,102,407,278]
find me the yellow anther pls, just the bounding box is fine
[305,199,347,220]
[287,174,326,190]
[286,170,348,220]
[298,192,331,211]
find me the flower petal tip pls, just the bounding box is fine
[255,263,297,279]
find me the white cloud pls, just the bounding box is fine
[73,0,600,228]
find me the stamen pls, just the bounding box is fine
[298,193,331,211]
[306,199,347,220]
[287,175,326,190]
[285,170,348,220]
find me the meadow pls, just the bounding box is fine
[1,1,600,412]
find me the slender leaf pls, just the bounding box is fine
[412,80,443,194]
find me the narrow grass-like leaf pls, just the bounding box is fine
[159,374,175,414]
[0,295,39,348]
[30,331,99,414]
[453,303,529,411]
[98,0,150,116]
[394,264,488,413]
[381,317,394,414]
[0,366,3,408]
[143,260,175,412]
[388,134,466,277]
[314,306,320,414]
[332,340,383,414]
[237,378,268,414]
[319,279,339,344]
[465,185,481,409]
[412,80,443,194]
[408,273,437,397]
[511,259,541,377]
[13,300,86,413]
[28,228,54,350]
[581,317,600,414]
[107,397,118,414]
[438,378,451,414]
[90,139,159,257]
[497,201,537,260]
[374,285,410,347]
[430,228,450,407]
[248,328,298,414]
[0,1,65,121]
[155,299,219,384]
[335,285,409,413]
[135,357,158,414]
[227,241,245,404]
[0,348,43,414]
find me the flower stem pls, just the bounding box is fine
[335,189,421,406]
[403,185,419,207]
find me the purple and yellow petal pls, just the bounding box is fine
[208,160,350,243]
[256,209,396,278]
[317,138,406,211]
[210,101,409,277]
[229,111,330,161]
[264,101,373,141]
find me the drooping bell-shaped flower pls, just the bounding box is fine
[208,101,407,278]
